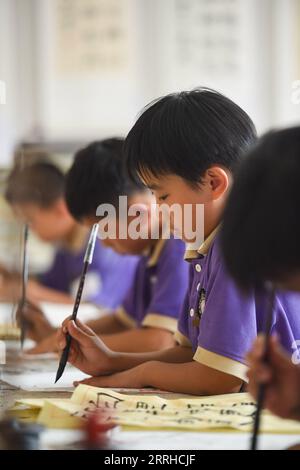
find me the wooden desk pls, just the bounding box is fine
[1,342,300,450]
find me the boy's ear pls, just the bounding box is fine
[206,167,230,200]
[128,202,149,220]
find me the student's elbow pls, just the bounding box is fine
[143,328,176,350]
[200,379,243,396]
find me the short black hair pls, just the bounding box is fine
[65,138,144,221]
[221,126,300,289]
[125,87,257,185]
[5,161,64,208]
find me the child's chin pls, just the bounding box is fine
[173,231,188,243]
[172,228,183,239]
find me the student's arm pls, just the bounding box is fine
[62,319,242,394]
[0,265,24,301]
[77,360,242,396]
[97,240,189,353]
[247,335,300,421]
[86,314,129,335]
[16,298,56,343]
[98,327,176,352]
[34,248,77,303]
[0,268,74,303]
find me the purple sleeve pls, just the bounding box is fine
[87,257,138,309]
[177,266,194,338]
[85,243,139,309]
[122,263,142,318]
[197,247,258,364]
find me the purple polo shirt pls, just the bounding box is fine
[40,240,139,309]
[175,229,300,382]
[116,237,189,332]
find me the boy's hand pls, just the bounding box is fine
[73,364,146,389]
[0,269,19,301]
[26,331,59,354]
[16,299,55,342]
[247,335,300,421]
[57,318,115,377]
[0,264,13,279]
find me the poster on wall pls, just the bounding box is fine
[55,0,130,75]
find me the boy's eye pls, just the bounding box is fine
[158,194,169,202]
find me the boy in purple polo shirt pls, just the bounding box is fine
[2,161,138,353]
[221,127,300,423]
[39,236,138,309]
[57,89,300,395]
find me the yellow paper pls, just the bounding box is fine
[0,323,20,340]
[15,398,70,408]
[13,384,300,434]
[37,401,84,429]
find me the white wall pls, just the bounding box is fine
[272,0,300,127]
[0,0,39,165]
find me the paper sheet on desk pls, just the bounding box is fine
[2,356,89,391]
[41,302,108,327]
[14,385,300,433]
[3,368,89,391]
[0,301,107,337]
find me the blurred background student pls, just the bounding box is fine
[0,0,299,336]
[18,137,189,355]
[0,158,138,309]
[221,127,300,423]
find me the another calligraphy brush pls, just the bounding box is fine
[19,224,29,347]
[55,223,99,383]
[250,283,275,451]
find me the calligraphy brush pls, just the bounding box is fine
[19,224,29,347]
[55,223,99,383]
[250,283,275,451]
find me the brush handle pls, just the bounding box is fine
[54,224,99,383]
[250,286,275,451]
[20,225,29,347]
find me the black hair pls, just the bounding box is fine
[221,126,300,289]
[65,138,144,221]
[5,161,64,208]
[124,87,257,185]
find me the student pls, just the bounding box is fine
[3,160,138,308]
[220,126,300,421]
[57,89,300,396]
[32,138,189,353]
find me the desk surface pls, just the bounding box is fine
[1,342,300,450]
